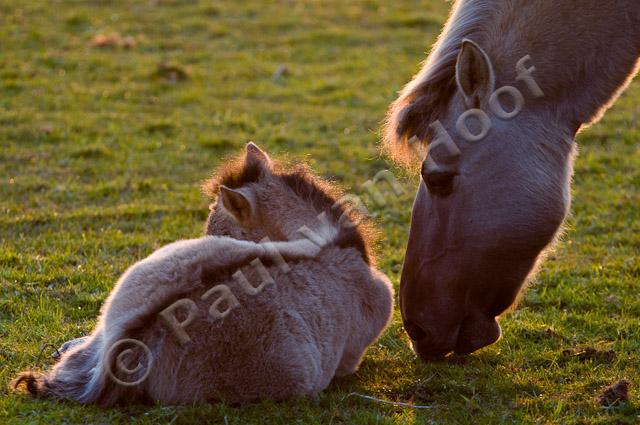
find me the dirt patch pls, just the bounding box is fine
[385,377,436,404]
[153,62,189,82]
[544,328,563,339]
[598,379,630,406]
[562,347,617,363]
[90,32,139,49]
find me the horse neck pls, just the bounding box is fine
[482,0,640,134]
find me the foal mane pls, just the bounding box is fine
[202,150,376,265]
[382,0,494,167]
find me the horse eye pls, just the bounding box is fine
[423,171,456,196]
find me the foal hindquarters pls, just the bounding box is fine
[142,246,393,404]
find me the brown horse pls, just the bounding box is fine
[383,0,640,360]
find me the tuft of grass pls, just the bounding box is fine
[0,0,638,424]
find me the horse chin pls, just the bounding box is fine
[453,313,502,355]
[411,340,452,362]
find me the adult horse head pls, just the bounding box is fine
[384,0,640,361]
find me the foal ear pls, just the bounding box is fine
[455,39,495,107]
[245,142,272,169]
[219,185,256,224]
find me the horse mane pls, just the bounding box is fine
[202,151,376,265]
[382,0,494,167]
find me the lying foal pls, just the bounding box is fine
[13,143,394,406]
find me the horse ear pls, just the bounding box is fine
[455,39,495,107]
[245,142,272,169]
[219,185,256,224]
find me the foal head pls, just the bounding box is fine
[202,143,372,263]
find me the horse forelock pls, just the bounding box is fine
[382,0,495,168]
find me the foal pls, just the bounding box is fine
[13,143,394,406]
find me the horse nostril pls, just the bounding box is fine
[404,321,429,341]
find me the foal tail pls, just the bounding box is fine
[11,330,153,406]
[11,336,102,402]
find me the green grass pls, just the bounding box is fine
[0,1,638,423]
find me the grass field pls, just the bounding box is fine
[1,1,639,423]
